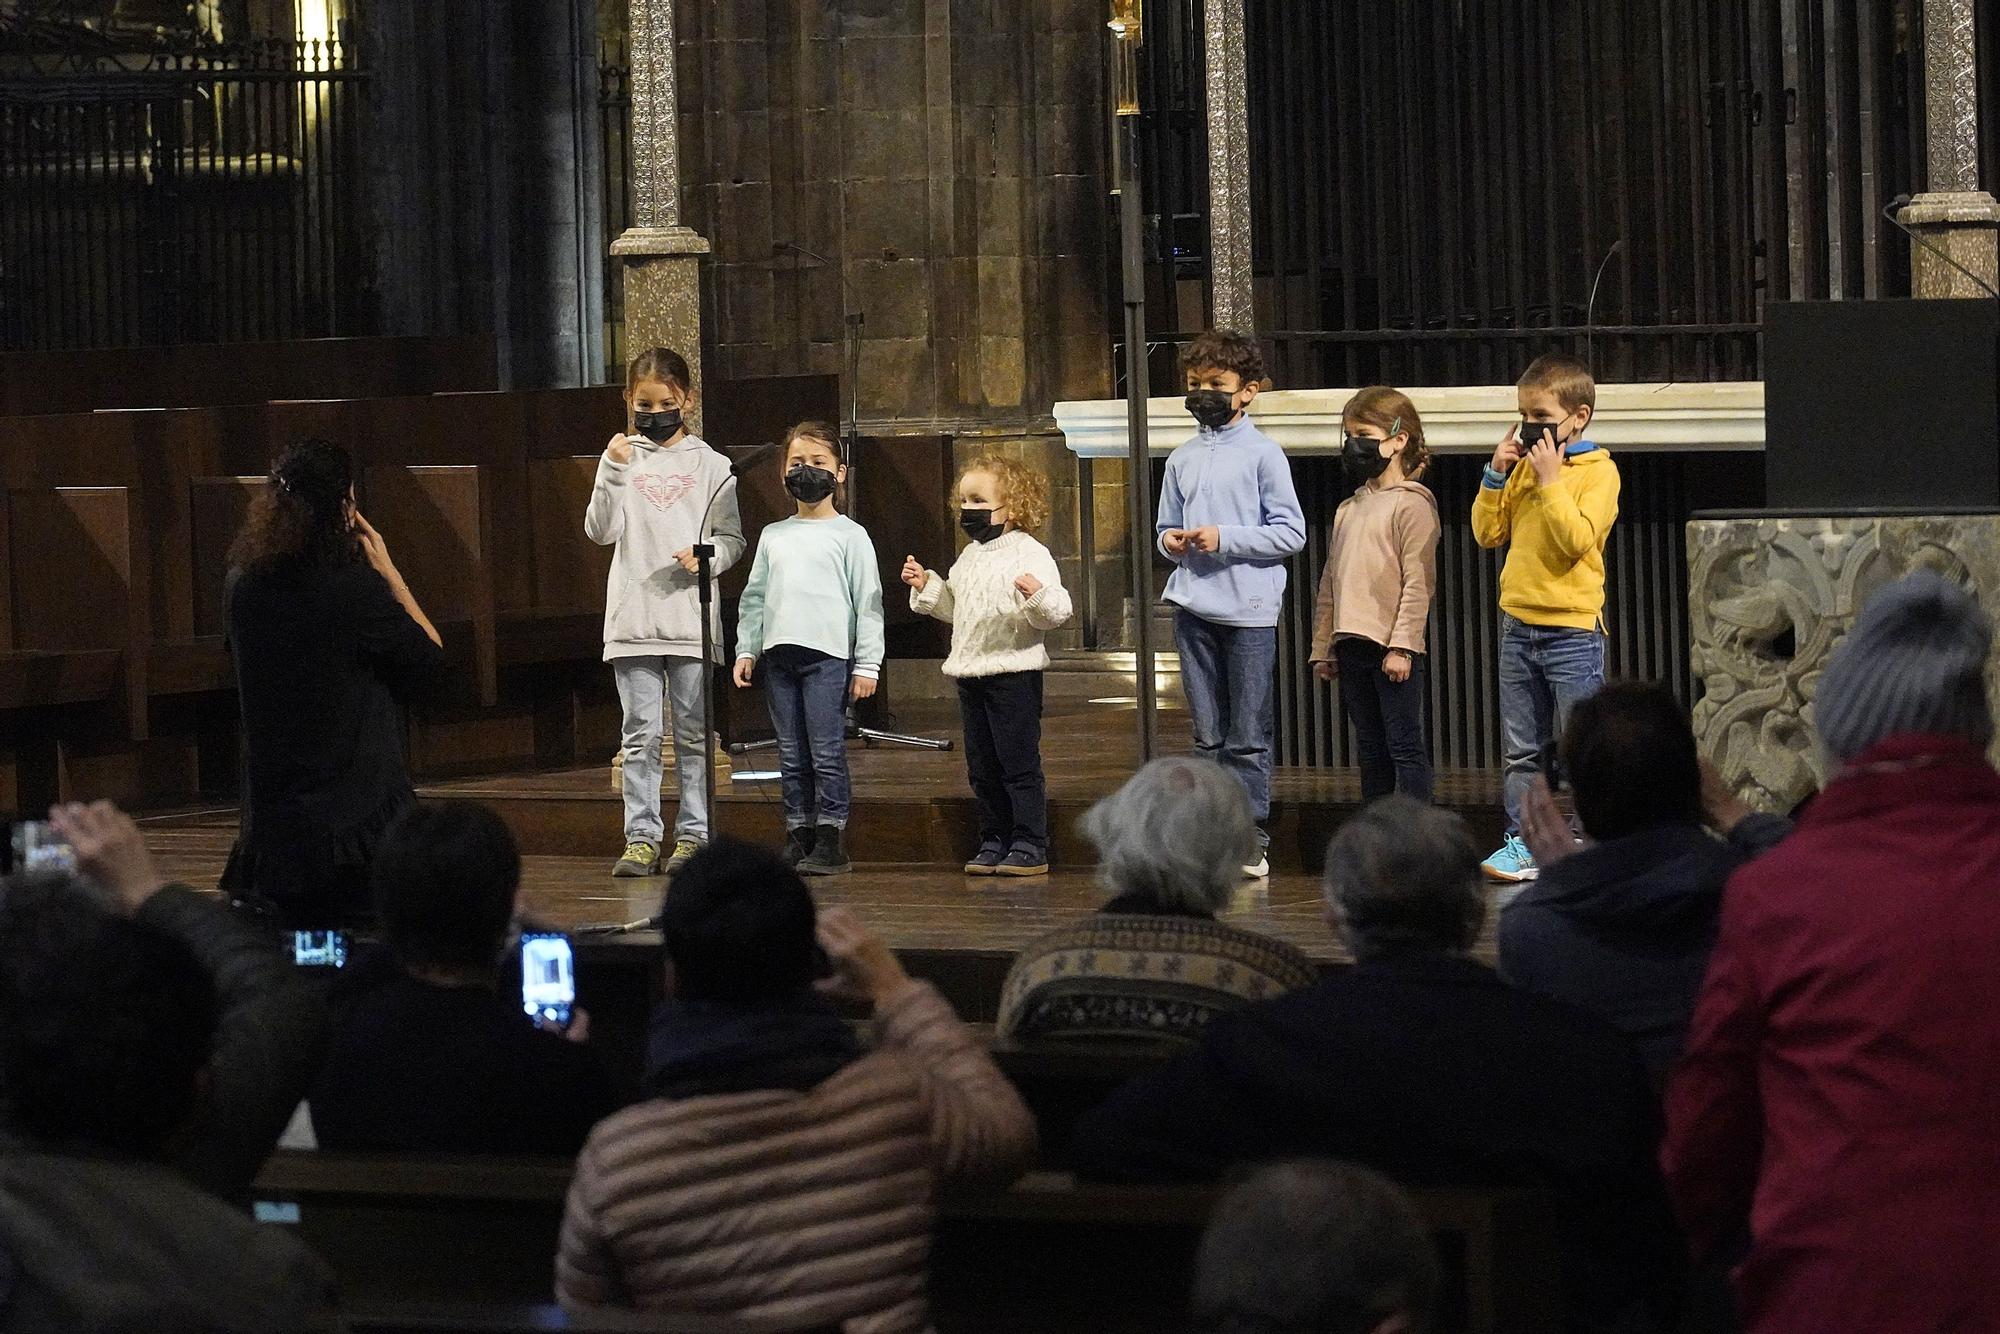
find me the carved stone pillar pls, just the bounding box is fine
[614,0,711,427]
[1900,0,1999,298]
[1204,0,1254,332]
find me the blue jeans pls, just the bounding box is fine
[1499,614,1606,834]
[1173,609,1277,822]
[763,646,852,830]
[614,655,709,845]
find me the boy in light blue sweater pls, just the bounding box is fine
[1157,330,1307,878]
[733,422,886,876]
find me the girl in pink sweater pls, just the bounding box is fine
[1308,387,1441,802]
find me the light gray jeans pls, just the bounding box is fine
[614,655,709,846]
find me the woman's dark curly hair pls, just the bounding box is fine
[228,438,359,571]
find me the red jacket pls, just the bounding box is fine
[1663,735,2000,1333]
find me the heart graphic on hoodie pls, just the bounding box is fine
[633,471,697,513]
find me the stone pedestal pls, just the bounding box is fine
[1899,192,2000,298]
[611,224,711,431]
[1689,513,2000,813]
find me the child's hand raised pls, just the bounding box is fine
[900,555,927,589]
[732,657,755,688]
[606,433,634,465]
[1013,573,1043,598]
[1526,438,1564,487]
[850,675,878,703]
[1489,426,1522,475]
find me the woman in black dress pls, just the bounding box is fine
[221,439,443,927]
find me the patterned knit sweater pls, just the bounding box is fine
[996,903,1320,1045]
[910,529,1072,679]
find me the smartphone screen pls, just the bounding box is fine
[520,932,575,1028]
[8,821,76,875]
[292,930,350,970]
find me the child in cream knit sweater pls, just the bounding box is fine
[902,456,1072,876]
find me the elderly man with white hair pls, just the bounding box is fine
[996,756,1316,1045]
[1072,795,1680,1332]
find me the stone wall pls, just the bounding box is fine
[674,0,1112,431]
[1689,514,2000,813]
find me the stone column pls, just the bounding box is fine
[1900,0,1999,297]
[613,0,711,426]
[1204,0,1254,332]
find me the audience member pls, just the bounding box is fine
[1193,1159,1439,1334]
[1499,682,1792,1086]
[7,802,326,1200]
[996,757,1317,1043]
[309,802,616,1155]
[1073,795,1680,1331]
[223,437,444,927]
[557,838,1036,1332]
[1664,572,2000,1333]
[0,813,340,1332]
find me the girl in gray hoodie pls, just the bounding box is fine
[585,347,745,878]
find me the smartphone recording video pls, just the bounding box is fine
[520,932,576,1029]
[7,821,76,876]
[292,930,350,970]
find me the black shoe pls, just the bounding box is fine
[963,841,1006,875]
[797,824,851,876]
[782,826,815,869]
[993,846,1049,877]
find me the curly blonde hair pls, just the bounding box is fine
[960,454,1050,535]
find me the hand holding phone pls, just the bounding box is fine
[520,932,576,1030]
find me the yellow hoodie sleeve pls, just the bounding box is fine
[1520,460,1621,566]
[1470,471,1516,549]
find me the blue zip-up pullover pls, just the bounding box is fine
[1155,413,1308,628]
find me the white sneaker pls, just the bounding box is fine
[1243,828,1271,880]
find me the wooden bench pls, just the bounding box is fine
[251,1151,1561,1333]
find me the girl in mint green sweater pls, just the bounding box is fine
[732,422,885,875]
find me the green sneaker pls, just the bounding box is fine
[611,840,660,877]
[664,838,703,875]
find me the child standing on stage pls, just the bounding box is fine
[1472,352,1621,885]
[1308,387,1441,804]
[732,422,885,876]
[902,456,1073,877]
[1158,329,1308,880]
[585,347,744,879]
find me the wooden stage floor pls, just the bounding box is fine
[141,700,1507,967]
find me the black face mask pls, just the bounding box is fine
[631,406,682,443]
[959,507,1005,543]
[1185,389,1238,431]
[1342,434,1391,484]
[1518,416,1570,452]
[784,464,838,504]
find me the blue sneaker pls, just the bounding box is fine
[1481,835,1539,884]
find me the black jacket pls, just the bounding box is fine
[311,950,617,1156]
[139,885,329,1200]
[1498,814,1791,1087]
[223,558,443,914]
[1071,953,1681,1333]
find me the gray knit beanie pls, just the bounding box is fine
[1816,570,1994,764]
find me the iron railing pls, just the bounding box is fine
[0,39,366,351]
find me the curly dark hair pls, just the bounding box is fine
[1180,329,1269,388]
[228,437,359,571]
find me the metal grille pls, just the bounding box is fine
[0,39,366,351]
[1271,454,1696,772]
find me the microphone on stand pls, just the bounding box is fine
[1881,195,2000,299]
[729,441,781,477]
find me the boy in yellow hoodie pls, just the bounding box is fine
[1471,353,1620,883]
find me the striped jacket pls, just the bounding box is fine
[556,980,1036,1333]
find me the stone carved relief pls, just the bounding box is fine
[1689,515,2000,813]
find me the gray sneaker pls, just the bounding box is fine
[664,838,703,875]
